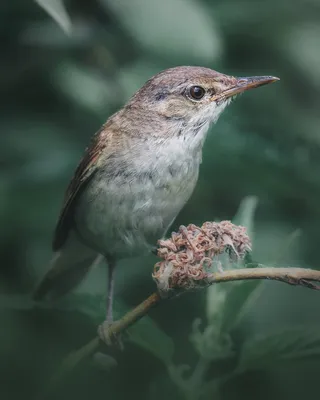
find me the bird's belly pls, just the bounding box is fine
[74,161,199,258]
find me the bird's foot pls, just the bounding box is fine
[98,320,124,350]
[151,245,159,256]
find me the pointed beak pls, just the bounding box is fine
[220,75,280,100]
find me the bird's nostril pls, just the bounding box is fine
[237,78,249,85]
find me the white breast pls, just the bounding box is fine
[74,131,208,258]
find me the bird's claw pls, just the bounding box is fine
[98,321,124,350]
[151,245,159,256]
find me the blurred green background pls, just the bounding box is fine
[2,0,320,399]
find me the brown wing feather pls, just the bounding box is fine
[53,127,108,251]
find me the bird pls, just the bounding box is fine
[33,66,279,334]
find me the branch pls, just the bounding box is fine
[47,265,320,391]
[45,221,320,397]
[208,265,320,290]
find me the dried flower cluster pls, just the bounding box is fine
[152,221,251,294]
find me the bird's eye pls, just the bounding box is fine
[188,86,206,100]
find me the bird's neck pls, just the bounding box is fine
[114,105,212,155]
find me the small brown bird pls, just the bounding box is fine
[33,66,278,330]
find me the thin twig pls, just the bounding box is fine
[208,265,320,290]
[46,265,320,397]
[44,292,161,397]
[66,266,320,360]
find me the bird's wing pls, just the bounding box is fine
[53,127,108,251]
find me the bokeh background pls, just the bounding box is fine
[2,0,320,399]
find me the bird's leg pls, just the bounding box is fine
[98,258,123,349]
[106,258,116,323]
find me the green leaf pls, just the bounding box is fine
[100,0,221,61]
[53,62,116,115]
[206,285,227,324]
[35,0,72,35]
[220,280,262,333]
[128,317,174,364]
[225,230,302,332]
[204,197,260,333]
[238,328,320,372]
[271,228,302,264]
[232,195,258,240]
[207,196,261,332]
[190,318,234,360]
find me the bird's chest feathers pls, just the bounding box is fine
[133,133,205,193]
[92,136,200,216]
[95,124,210,212]
[76,127,208,255]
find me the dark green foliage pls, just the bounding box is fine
[2,0,320,399]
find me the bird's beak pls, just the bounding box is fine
[218,75,280,100]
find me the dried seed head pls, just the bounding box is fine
[152,221,251,295]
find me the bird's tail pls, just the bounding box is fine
[33,233,101,302]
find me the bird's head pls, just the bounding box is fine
[127,66,279,139]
